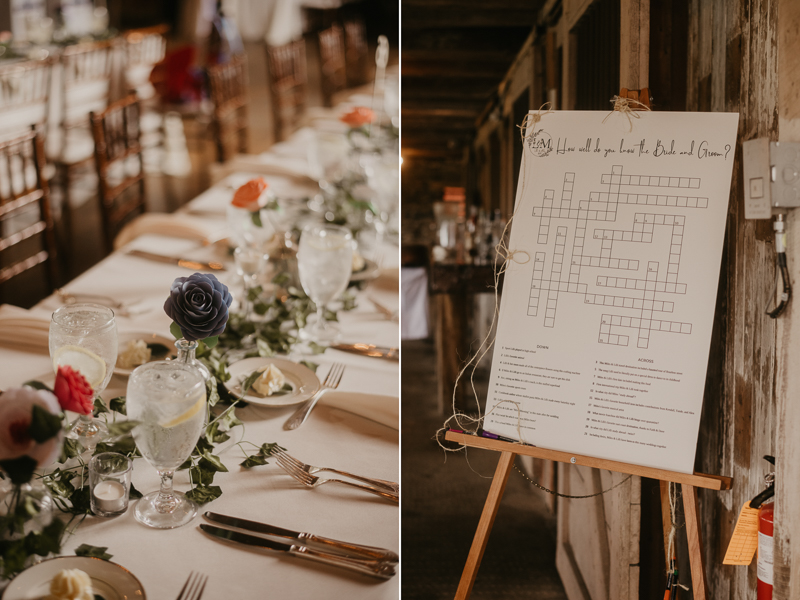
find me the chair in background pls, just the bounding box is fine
[0,130,58,302]
[344,20,370,87]
[0,57,54,142]
[266,38,308,142]
[207,55,249,163]
[89,95,146,254]
[318,24,347,107]
[49,40,114,246]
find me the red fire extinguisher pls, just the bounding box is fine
[752,455,775,600]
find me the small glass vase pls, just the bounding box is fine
[174,339,211,384]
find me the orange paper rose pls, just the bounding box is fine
[340,106,375,128]
[53,365,94,415]
[231,177,269,210]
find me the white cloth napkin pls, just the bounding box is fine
[319,392,398,430]
[113,213,227,249]
[0,304,52,353]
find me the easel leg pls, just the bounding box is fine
[660,480,673,570]
[681,484,708,600]
[454,451,516,600]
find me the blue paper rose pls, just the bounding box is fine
[164,273,233,343]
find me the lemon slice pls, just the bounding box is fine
[53,345,107,389]
[160,397,205,428]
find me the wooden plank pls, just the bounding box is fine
[619,0,649,89]
[682,484,708,600]
[659,480,673,571]
[454,451,516,600]
[444,431,733,490]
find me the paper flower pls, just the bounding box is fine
[340,106,375,128]
[0,387,63,468]
[164,273,233,342]
[53,366,94,415]
[231,177,269,211]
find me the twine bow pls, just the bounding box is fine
[517,102,555,141]
[602,95,651,131]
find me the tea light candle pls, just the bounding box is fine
[93,480,126,513]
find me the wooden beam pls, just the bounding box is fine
[620,0,650,89]
[402,107,481,118]
[402,8,538,29]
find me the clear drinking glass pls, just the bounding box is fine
[49,304,118,450]
[126,361,206,529]
[234,246,268,320]
[297,224,353,342]
[89,453,132,517]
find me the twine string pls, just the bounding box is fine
[602,95,651,132]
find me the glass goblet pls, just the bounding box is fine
[297,223,353,342]
[234,245,268,320]
[126,361,206,529]
[49,304,118,450]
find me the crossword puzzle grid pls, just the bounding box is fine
[527,165,701,349]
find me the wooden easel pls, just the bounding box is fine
[445,430,732,600]
[448,88,732,600]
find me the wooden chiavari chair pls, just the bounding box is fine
[266,38,308,142]
[89,95,146,254]
[318,24,347,107]
[0,57,54,142]
[0,130,58,302]
[344,20,370,87]
[207,55,249,163]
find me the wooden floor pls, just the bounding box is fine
[401,338,568,600]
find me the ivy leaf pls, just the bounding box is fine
[129,483,143,499]
[106,421,139,437]
[60,438,85,462]
[94,436,138,457]
[28,405,62,443]
[240,454,267,468]
[93,397,109,416]
[300,361,319,373]
[206,379,220,408]
[109,396,127,415]
[170,321,183,340]
[307,342,327,355]
[250,210,263,227]
[0,456,37,485]
[247,285,263,302]
[260,443,284,457]
[203,335,219,349]
[219,406,243,429]
[190,464,216,486]
[22,380,52,392]
[26,520,65,557]
[205,421,230,444]
[199,454,228,473]
[272,272,290,287]
[241,370,261,394]
[185,485,222,505]
[70,486,91,515]
[75,544,113,561]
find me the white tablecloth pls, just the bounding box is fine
[0,169,399,598]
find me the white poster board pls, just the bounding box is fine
[484,110,739,474]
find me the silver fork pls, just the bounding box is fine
[276,453,399,503]
[274,448,399,494]
[283,363,345,430]
[176,572,208,600]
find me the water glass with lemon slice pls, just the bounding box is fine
[126,361,206,529]
[49,304,118,449]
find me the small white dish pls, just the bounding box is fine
[114,332,176,377]
[225,357,320,407]
[2,556,146,599]
[350,259,380,282]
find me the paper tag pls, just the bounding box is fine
[758,531,774,585]
[723,501,760,565]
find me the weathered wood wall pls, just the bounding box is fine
[688,1,780,599]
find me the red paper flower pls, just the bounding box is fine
[231,177,269,210]
[53,366,94,415]
[340,106,375,128]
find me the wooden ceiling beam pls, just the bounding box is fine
[402,9,538,29]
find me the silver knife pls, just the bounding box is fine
[126,249,226,271]
[331,343,399,361]
[199,524,396,579]
[204,512,398,562]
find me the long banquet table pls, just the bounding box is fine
[0,169,399,596]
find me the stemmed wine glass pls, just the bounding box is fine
[233,245,268,321]
[49,304,118,450]
[297,223,353,342]
[126,361,206,529]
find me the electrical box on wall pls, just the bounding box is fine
[743,139,800,219]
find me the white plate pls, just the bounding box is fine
[350,259,380,282]
[114,332,176,377]
[2,556,146,600]
[225,357,320,407]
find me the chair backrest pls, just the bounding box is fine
[344,20,370,87]
[0,130,58,296]
[60,39,114,129]
[124,25,169,103]
[266,38,307,142]
[0,58,54,142]
[207,55,249,163]
[90,95,146,254]
[318,24,347,107]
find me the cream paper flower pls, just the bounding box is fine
[252,364,286,396]
[117,339,151,369]
[47,569,93,600]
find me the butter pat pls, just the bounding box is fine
[117,339,151,369]
[252,364,286,396]
[48,569,93,600]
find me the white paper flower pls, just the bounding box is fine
[252,364,286,396]
[0,387,62,467]
[47,568,94,600]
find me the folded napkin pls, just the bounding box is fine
[113,213,226,250]
[0,304,52,353]
[319,392,398,430]
[210,153,314,183]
